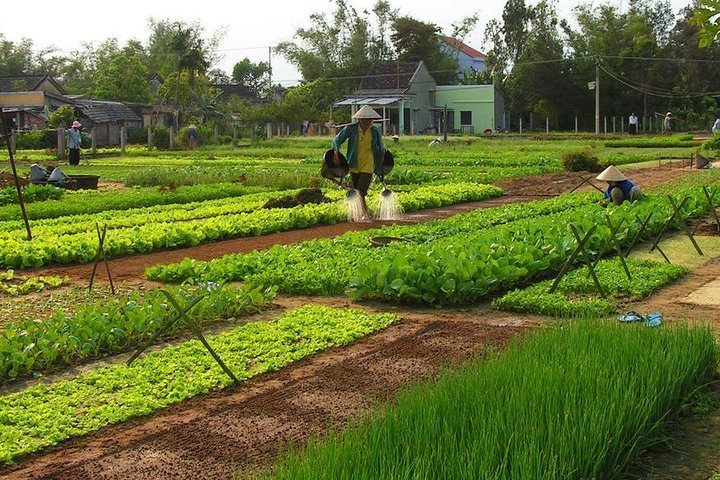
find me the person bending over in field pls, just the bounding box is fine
[596,165,643,206]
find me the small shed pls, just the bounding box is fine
[77,101,142,146]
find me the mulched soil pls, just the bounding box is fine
[0,159,715,479]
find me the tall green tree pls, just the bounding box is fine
[93,54,153,102]
[275,0,394,89]
[390,16,458,84]
[232,58,271,97]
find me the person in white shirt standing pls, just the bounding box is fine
[628,112,638,135]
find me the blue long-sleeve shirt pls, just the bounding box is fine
[65,128,82,149]
[604,179,636,200]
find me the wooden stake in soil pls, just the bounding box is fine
[548,224,606,298]
[126,290,241,385]
[0,106,32,240]
[88,223,115,294]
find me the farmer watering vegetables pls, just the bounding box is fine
[331,105,386,221]
[596,165,643,206]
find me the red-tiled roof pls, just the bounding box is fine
[443,37,487,59]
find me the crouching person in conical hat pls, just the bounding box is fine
[596,165,644,206]
[331,105,386,222]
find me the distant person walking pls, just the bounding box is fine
[712,114,720,135]
[663,112,673,135]
[628,112,638,135]
[64,120,82,166]
[187,124,199,150]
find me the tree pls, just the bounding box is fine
[692,0,720,46]
[231,58,271,97]
[390,16,458,84]
[0,35,57,76]
[275,0,394,90]
[93,54,153,102]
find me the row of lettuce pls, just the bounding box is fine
[148,178,719,307]
[0,305,399,463]
[0,183,502,269]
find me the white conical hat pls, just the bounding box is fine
[596,165,627,182]
[352,105,381,119]
[48,167,66,182]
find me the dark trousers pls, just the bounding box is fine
[69,148,80,165]
[628,124,637,135]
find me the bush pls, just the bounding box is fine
[150,126,170,150]
[14,130,56,149]
[127,126,147,145]
[0,184,64,206]
[561,151,602,172]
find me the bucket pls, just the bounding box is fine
[375,150,394,177]
[66,174,99,190]
[322,149,349,179]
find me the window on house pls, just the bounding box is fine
[460,111,472,125]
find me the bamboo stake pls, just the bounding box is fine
[0,106,32,240]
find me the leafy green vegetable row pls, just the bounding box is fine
[0,188,335,241]
[0,182,270,222]
[492,257,688,318]
[0,270,66,297]
[259,321,716,480]
[0,305,398,464]
[349,186,715,304]
[0,182,499,270]
[0,184,63,207]
[147,192,598,289]
[0,283,276,381]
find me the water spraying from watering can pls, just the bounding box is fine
[374,150,403,221]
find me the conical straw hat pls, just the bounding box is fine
[596,165,627,182]
[352,105,381,119]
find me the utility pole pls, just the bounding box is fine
[595,58,600,135]
[268,47,273,100]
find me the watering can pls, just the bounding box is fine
[376,149,395,197]
[321,149,358,200]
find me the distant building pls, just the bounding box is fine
[441,36,488,78]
